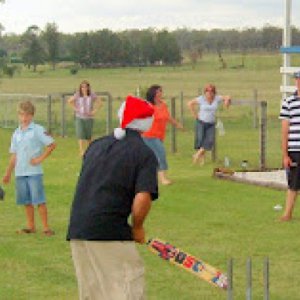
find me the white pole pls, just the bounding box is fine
[283,0,292,99]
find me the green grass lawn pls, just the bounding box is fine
[0,54,299,299]
[0,127,299,300]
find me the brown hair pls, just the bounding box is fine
[18,101,35,115]
[203,84,217,95]
[79,80,91,97]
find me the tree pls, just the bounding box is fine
[154,30,181,64]
[87,29,122,65]
[139,30,155,64]
[0,23,4,36]
[70,32,91,67]
[119,30,141,65]
[0,0,4,38]
[261,25,281,50]
[21,25,45,72]
[42,23,60,70]
[188,48,202,69]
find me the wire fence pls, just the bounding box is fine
[0,91,282,170]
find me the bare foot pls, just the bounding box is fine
[161,179,172,185]
[192,153,200,164]
[279,215,292,222]
[198,156,205,166]
[192,152,204,165]
[16,228,36,234]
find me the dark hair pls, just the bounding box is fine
[79,80,91,97]
[146,84,161,104]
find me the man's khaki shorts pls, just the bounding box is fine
[70,240,145,300]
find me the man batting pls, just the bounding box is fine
[67,95,158,299]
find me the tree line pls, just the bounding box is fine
[1,22,300,73]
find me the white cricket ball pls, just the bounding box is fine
[273,204,282,211]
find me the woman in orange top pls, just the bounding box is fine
[143,85,183,185]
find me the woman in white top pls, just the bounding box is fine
[68,80,102,156]
[187,83,231,165]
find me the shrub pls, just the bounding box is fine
[3,65,19,78]
[70,65,79,75]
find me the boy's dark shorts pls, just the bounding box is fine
[287,152,300,191]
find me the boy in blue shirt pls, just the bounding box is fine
[3,101,56,235]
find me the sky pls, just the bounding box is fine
[0,0,300,34]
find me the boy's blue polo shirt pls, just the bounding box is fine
[10,122,54,177]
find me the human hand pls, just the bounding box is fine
[224,96,231,107]
[283,155,292,169]
[2,174,11,184]
[30,157,42,165]
[132,226,145,244]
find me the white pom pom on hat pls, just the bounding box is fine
[114,95,154,139]
[113,127,126,139]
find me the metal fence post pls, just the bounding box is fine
[170,97,177,153]
[227,258,234,300]
[264,257,270,300]
[260,101,267,170]
[246,257,252,300]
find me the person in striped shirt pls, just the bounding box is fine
[279,70,300,221]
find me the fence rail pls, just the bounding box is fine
[0,91,280,170]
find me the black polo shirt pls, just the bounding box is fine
[67,129,158,241]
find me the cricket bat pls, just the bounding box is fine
[147,238,228,290]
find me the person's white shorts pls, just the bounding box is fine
[70,240,145,300]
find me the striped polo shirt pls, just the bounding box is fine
[279,92,300,152]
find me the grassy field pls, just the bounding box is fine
[0,53,292,169]
[0,53,300,299]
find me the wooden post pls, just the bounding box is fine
[260,101,267,170]
[253,89,258,129]
[61,94,66,137]
[47,94,52,134]
[180,91,184,126]
[170,97,177,153]
[106,93,113,134]
[211,133,217,162]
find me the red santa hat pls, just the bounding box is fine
[114,95,154,139]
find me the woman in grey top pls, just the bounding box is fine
[68,80,101,156]
[187,83,231,165]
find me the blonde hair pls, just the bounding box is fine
[18,101,35,115]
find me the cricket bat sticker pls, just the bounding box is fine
[147,238,228,290]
